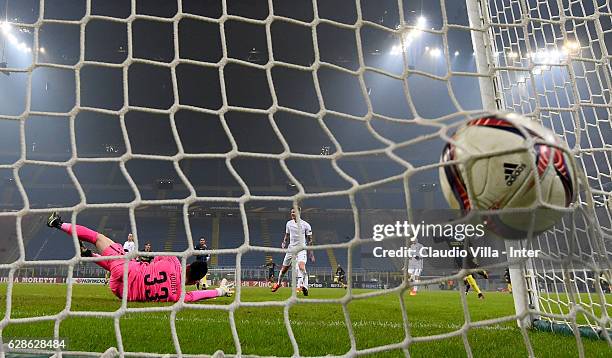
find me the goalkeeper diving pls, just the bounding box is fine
[46,212,233,302]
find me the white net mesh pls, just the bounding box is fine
[485,0,612,340]
[0,0,610,356]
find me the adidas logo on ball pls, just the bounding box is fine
[503,163,526,186]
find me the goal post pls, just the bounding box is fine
[465,0,544,334]
[466,0,612,340]
[465,0,537,331]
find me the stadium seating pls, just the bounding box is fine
[14,208,394,272]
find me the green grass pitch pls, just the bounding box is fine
[1,283,610,357]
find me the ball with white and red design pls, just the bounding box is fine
[439,113,577,239]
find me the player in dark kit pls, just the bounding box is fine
[47,212,233,302]
[463,267,489,297]
[195,237,210,263]
[433,234,488,299]
[504,267,512,293]
[264,259,277,282]
[194,237,210,290]
[137,242,154,263]
[335,264,347,289]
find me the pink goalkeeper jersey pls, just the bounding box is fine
[126,256,182,302]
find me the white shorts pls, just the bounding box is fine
[407,268,422,277]
[282,250,307,267]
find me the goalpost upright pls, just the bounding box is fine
[465,0,612,341]
[464,0,538,331]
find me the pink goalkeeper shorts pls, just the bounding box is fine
[102,243,138,299]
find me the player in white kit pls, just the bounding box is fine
[406,240,424,296]
[271,208,315,296]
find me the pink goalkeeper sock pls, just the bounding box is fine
[184,289,221,302]
[60,223,99,245]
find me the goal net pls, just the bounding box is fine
[0,0,610,357]
[481,0,612,342]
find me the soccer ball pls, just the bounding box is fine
[439,113,577,239]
